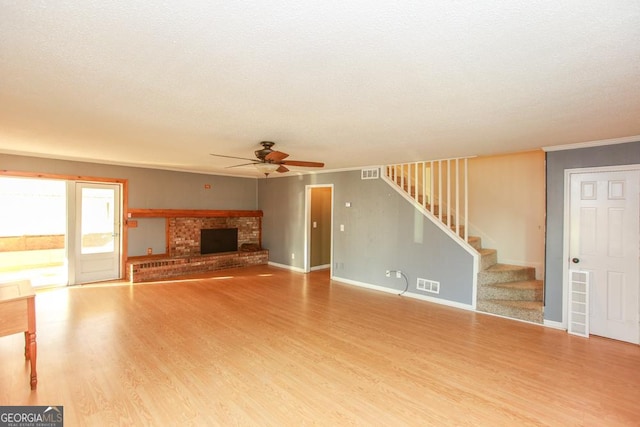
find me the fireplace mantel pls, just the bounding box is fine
[127,209,263,218]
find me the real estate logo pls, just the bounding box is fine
[0,406,63,427]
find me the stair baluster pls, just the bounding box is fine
[385,157,469,242]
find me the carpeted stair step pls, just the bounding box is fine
[425,206,454,222]
[477,300,543,324]
[468,236,482,251]
[426,204,444,216]
[478,280,543,301]
[478,248,498,270]
[478,263,535,286]
[449,224,466,238]
[400,185,427,202]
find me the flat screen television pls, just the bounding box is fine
[200,228,238,254]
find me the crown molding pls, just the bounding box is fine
[543,135,640,152]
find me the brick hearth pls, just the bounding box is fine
[127,250,268,282]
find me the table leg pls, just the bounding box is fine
[28,331,37,389]
[24,331,30,359]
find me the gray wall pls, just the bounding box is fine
[1,154,258,256]
[545,140,640,322]
[133,218,166,256]
[1,154,257,209]
[259,171,475,306]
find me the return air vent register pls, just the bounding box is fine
[417,278,440,294]
[361,168,380,180]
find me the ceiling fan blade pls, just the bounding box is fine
[281,160,325,168]
[210,153,257,162]
[265,150,289,162]
[225,162,258,169]
[212,142,323,173]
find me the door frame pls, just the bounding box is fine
[562,164,640,330]
[0,170,129,284]
[304,184,334,274]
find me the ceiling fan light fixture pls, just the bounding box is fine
[254,162,280,175]
[211,141,323,175]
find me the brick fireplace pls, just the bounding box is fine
[170,216,259,257]
[126,209,268,282]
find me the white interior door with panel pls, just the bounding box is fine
[568,169,639,344]
[75,183,121,284]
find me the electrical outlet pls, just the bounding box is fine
[147,247,152,255]
[396,271,402,278]
[291,253,295,260]
[385,270,391,277]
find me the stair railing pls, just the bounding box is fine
[385,158,470,242]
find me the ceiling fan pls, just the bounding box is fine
[210,141,325,176]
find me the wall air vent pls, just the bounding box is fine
[361,168,380,180]
[417,278,440,294]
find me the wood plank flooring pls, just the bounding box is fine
[1,265,639,426]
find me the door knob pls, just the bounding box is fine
[572,258,580,264]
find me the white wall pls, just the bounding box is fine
[468,150,545,279]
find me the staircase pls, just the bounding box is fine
[385,160,544,324]
[471,237,543,323]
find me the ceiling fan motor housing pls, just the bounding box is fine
[255,141,275,161]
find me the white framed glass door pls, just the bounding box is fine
[74,182,121,284]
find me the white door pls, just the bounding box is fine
[75,183,121,283]
[569,169,639,344]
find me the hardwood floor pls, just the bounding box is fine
[1,265,638,426]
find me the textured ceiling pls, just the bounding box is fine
[1,1,639,177]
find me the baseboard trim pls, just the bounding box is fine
[543,319,566,330]
[268,261,306,273]
[331,276,474,311]
[475,309,546,327]
[402,291,474,311]
[310,264,330,271]
[303,274,570,330]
